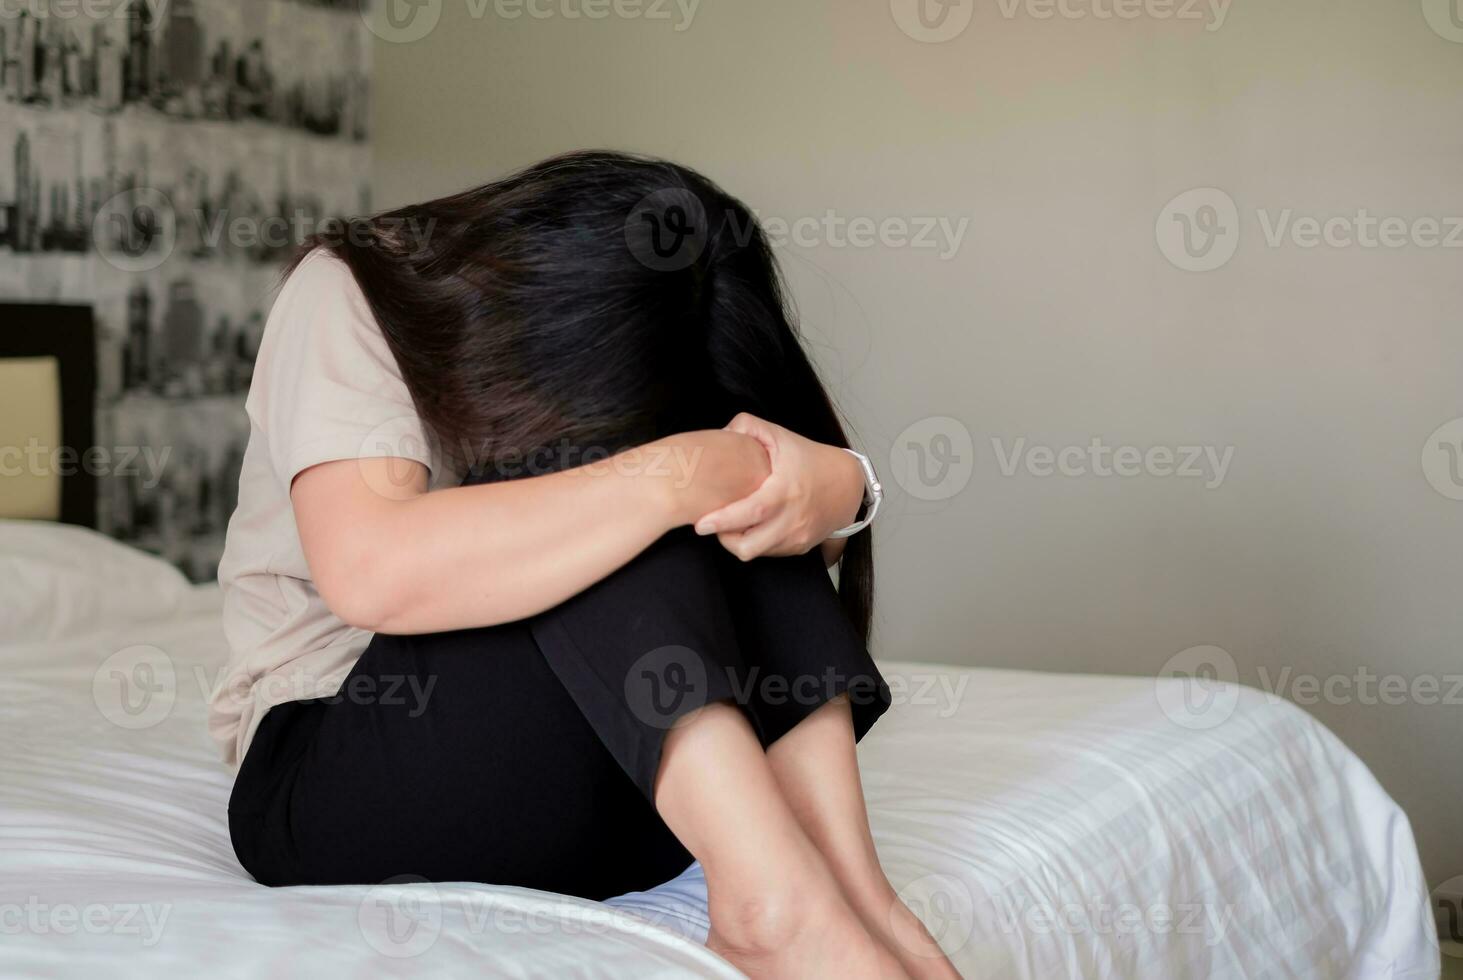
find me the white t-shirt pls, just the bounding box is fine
[211,250,452,769]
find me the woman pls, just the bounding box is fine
[213,151,958,980]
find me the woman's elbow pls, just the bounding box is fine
[309,544,400,633]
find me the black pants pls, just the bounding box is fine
[228,528,889,901]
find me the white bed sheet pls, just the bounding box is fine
[0,523,1441,978]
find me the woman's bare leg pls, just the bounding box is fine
[653,701,909,979]
[766,696,962,980]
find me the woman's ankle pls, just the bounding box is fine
[705,852,847,951]
[707,879,909,980]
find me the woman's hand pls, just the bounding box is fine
[691,413,864,561]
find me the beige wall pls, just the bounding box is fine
[373,0,1463,886]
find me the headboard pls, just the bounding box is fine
[0,304,98,528]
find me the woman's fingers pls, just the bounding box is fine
[724,412,780,455]
[694,479,781,535]
[716,520,786,561]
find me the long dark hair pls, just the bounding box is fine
[289,150,873,641]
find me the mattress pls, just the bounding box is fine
[0,521,1442,978]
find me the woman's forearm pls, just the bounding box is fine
[350,462,671,634]
[293,432,769,634]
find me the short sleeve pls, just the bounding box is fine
[246,250,436,487]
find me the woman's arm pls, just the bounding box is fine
[292,430,769,635]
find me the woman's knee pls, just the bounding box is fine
[534,528,738,650]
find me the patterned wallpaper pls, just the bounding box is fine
[1,0,372,580]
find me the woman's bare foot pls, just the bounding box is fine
[839,879,963,980]
[706,884,910,979]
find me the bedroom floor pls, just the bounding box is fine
[1444,954,1462,979]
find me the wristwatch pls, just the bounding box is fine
[827,448,882,539]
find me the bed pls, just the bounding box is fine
[0,302,1444,977]
[0,517,1441,978]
